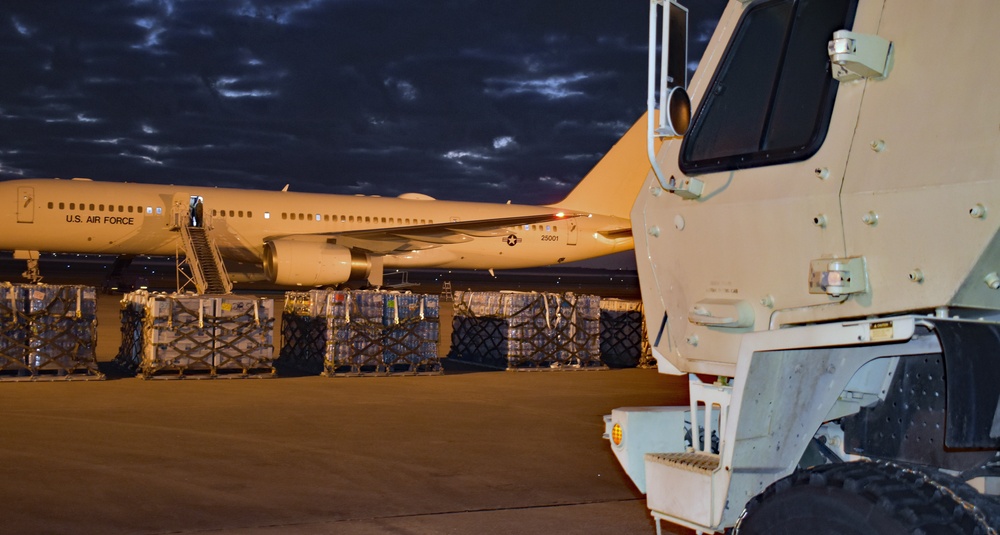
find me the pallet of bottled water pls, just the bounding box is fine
[599,298,654,368]
[116,291,274,378]
[450,290,603,370]
[0,283,102,380]
[278,289,441,376]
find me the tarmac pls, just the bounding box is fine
[0,292,696,535]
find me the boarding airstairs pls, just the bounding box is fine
[172,196,232,295]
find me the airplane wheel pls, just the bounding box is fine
[734,462,987,535]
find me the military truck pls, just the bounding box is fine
[604,0,1000,533]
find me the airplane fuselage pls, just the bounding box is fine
[2,178,632,279]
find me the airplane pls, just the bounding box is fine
[0,113,660,290]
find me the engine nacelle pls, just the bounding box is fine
[262,240,371,286]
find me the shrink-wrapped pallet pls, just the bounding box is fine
[143,294,215,375]
[324,290,385,375]
[214,295,274,372]
[450,291,603,370]
[1,283,101,380]
[115,292,274,378]
[0,284,28,374]
[278,290,330,373]
[599,298,654,368]
[382,292,440,373]
[277,289,442,376]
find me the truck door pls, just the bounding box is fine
[17,186,34,223]
[635,0,879,368]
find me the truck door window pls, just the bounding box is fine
[679,0,857,175]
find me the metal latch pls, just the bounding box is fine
[809,256,869,297]
[828,30,893,82]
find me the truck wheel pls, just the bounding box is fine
[734,461,986,535]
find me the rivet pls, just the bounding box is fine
[686,335,699,347]
[970,204,987,219]
[648,226,661,238]
[813,214,827,228]
[986,272,1000,290]
[760,295,775,308]
[650,185,663,197]
[814,167,830,180]
[870,139,886,152]
[909,270,924,283]
[862,211,879,226]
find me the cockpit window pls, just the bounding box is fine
[679,0,857,175]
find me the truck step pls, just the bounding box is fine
[646,451,720,475]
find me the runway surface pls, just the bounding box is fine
[0,290,697,534]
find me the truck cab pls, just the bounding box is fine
[606,0,1000,532]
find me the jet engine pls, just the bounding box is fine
[262,239,371,286]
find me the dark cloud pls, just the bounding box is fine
[0,0,726,203]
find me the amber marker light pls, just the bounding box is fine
[612,423,623,446]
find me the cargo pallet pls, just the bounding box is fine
[279,289,442,377]
[116,292,275,379]
[0,283,104,381]
[599,299,654,369]
[450,291,603,371]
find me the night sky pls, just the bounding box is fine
[0,0,726,206]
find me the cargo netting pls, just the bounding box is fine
[115,291,275,379]
[599,298,655,368]
[450,291,603,370]
[0,283,103,380]
[277,289,441,376]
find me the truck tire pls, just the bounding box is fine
[734,461,986,535]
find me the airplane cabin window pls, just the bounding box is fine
[156,207,162,215]
[212,210,218,217]
[47,202,53,209]
[229,210,235,217]
[248,211,253,218]
[239,211,244,218]
[119,205,124,212]
[340,215,346,222]
[59,202,65,209]
[147,207,152,214]
[264,212,270,219]
[89,204,95,210]
[405,218,410,224]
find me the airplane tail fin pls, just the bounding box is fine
[551,112,661,218]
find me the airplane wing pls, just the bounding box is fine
[264,212,581,255]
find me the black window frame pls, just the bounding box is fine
[679,0,857,175]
